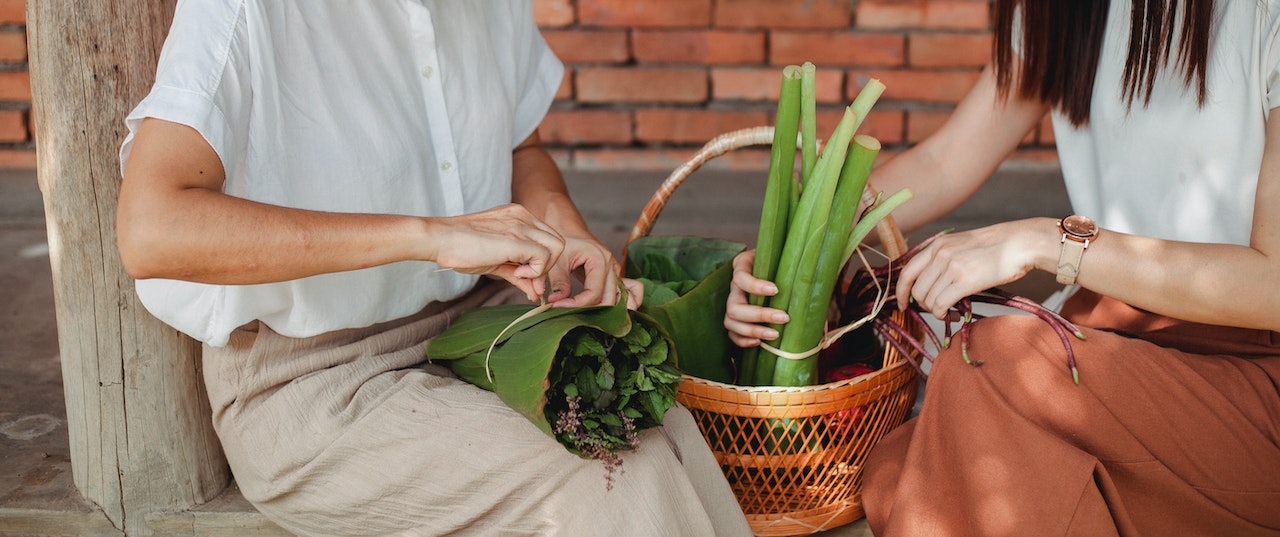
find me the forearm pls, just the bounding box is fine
[1087,237,1280,332]
[118,187,438,284]
[1015,219,1280,331]
[510,133,593,239]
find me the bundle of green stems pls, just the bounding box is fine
[737,63,911,387]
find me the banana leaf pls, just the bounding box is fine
[426,296,681,461]
[624,236,746,384]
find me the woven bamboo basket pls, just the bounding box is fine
[623,126,924,537]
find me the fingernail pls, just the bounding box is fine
[764,283,778,294]
[771,312,789,323]
[763,329,779,340]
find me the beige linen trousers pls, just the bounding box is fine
[202,280,752,536]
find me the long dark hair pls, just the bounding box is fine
[993,0,1212,127]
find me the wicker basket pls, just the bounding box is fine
[623,127,924,537]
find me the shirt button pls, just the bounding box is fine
[440,161,453,172]
[421,66,435,78]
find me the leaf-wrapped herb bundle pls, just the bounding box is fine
[425,296,681,482]
[625,236,747,384]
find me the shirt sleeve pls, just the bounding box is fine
[118,0,251,182]
[509,1,565,148]
[1263,5,1280,111]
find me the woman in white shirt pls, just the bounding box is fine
[117,2,750,536]
[725,0,1280,534]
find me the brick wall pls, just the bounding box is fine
[0,0,1058,173]
[535,0,1057,172]
[0,0,31,169]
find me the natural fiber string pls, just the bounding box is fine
[480,279,632,383]
[759,246,891,361]
[483,298,552,383]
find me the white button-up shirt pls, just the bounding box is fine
[119,0,564,346]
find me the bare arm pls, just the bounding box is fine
[897,111,1280,332]
[117,118,563,299]
[869,64,1050,233]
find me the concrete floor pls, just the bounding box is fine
[0,163,1070,536]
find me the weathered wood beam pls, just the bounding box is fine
[26,1,229,534]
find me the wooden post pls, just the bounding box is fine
[26,2,229,534]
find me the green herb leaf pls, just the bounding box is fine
[639,339,668,366]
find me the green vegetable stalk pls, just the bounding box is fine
[738,64,803,385]
[736,68,912,387]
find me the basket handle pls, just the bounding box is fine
[622,126,909,265]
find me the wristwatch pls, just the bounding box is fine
[1056,215,1099,285]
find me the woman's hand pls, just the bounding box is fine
[543,235,644,310]
[431,204,566,302]
[895,218,1055,318]
[723,249,791,348]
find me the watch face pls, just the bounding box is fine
[1061,215,1097,238]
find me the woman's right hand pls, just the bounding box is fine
[430,203,566,302]
[724,249,790,348]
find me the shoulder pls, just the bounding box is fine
[155,0,247,91]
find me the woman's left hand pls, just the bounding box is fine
[896,218,1055,318]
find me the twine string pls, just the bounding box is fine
[760,247,891,361]
[484,298,552,383]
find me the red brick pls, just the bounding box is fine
[0,108,23,142]
[571,147,772,171]
[579,0,712,28]
[0,148,36,169]
[534,0,575,27]
[576,67,708,104]
[555,69,574,101]
[771,31,905,67]
[540,110,634,145]
[909,32,991,68]
[814,108,904,146]
[571,148,698,171]
[635,109,769,144]
[857,2,990,31]
[1008,148,1061,164]
[852,69,980,104]
[0,31,26,63]
[633,30,765,65]
[714,0,852,29]
[0,71,31,101]
[695,146,772,170]
[711,67,843,104]
[543,30,629,64]
[906,109,949,143]
[0,0,23,25]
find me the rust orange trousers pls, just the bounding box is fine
[863,290,1280,536]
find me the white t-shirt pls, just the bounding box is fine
[119,0,564,346]
[1052,0,1280,246]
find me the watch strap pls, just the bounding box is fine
[1056,237,1086,285]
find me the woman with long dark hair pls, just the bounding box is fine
[725,0,1280,534]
